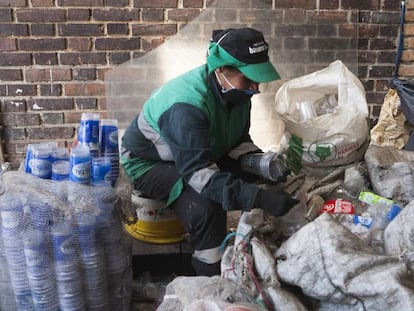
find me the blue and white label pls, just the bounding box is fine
[109,130,118,146]
[70,162,91,183]
[31,159,52,179]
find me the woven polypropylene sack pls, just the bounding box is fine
[275,213,414,310]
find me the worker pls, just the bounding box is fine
[121,27,298,276]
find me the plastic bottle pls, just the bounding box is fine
[69,144,91,184]
[78,112,100,157]
[240,152,289,182]
[364,203,401,230]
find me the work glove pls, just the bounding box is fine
[254,187,299,217]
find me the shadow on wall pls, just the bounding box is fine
[105,0,358,150]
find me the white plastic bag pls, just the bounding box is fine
[274,60,370,172]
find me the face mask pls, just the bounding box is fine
[215,71,259,105]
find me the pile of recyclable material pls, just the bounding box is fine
[0,171,132,311]
[24,113,119,187]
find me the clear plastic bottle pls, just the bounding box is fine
[240,152,289,182]
[366,203,401,230]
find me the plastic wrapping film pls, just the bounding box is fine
[0,171,133,311]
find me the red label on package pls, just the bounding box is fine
[321,199,355,214]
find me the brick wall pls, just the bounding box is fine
[0,0,413,168]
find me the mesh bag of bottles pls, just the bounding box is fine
[0,171,132,311]
[274,60,370,173]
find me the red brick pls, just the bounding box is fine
[32,0,55,6]
[16,9,66,22]
[320,0,339,9]
[369,65,394,77]
[398,64,414,77]
[9,0,27,6]
[40,84,63,96]
[372,12,399,24]
[358,51,377,64]
[4,84,37,96]
[28,98,73,111]
[206,0,249,8]
[0,53,32,66]
[0,69,21,80]
[74,97,97,109]
[97,67,110,81]
[97,96,106,110]
[338,24,358,38]
[25,68,72,82]
[72,68,96,81]
[67,38,92,51]
[107,23,129,35]
[34,52,58,65]
[0,37,16,51]
[0,0,26,6]
[19,38,66,51]
[382,0,399,10]
[1,100,27,112]
[67,8,91,21]
[42,112,64,124]
[64,111,83,124]
[2,113,40,126]
[133,0,177,8]
[240,9,283,23]
[379,25,398,37]
[65,82,106,96]
[377,51,394,63]
[275,0,315,9]
[308,11,348,23]
[108,52,130,64]
[59,24,104,36]
[60,52,106,65]
[31,23,55,36]
[0,8,12,21]
[183,0,203,8]
[104,0,129,6]
[342,0,380,10]
[167,8,201,22]
[27,126,75,140]
[93,8,139,21]
[141,36,165,50]
[57,0,103,6]
[142,8,164,22]
[132,24,177,36]
[0,23,29,36]
[357,24,379,38]
[370,38,395,50]
[95,38,140,50]
[3,129,26,141]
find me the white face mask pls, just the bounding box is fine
[214,71,259,96]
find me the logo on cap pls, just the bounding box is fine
[249,42,268,54]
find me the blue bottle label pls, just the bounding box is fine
[31,158,52,179]
[78,119,99,144]
[70,162,91,183]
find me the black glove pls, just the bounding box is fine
[254,187,299,217]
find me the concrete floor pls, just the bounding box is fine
[127,211,243,310]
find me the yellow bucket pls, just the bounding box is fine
[124,193,185,244]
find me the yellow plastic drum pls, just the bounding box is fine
[124,194,185,244]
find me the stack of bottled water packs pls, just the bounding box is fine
[24,113,120,187]
[0,171,132,311]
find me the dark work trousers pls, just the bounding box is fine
[133,157,258,276]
